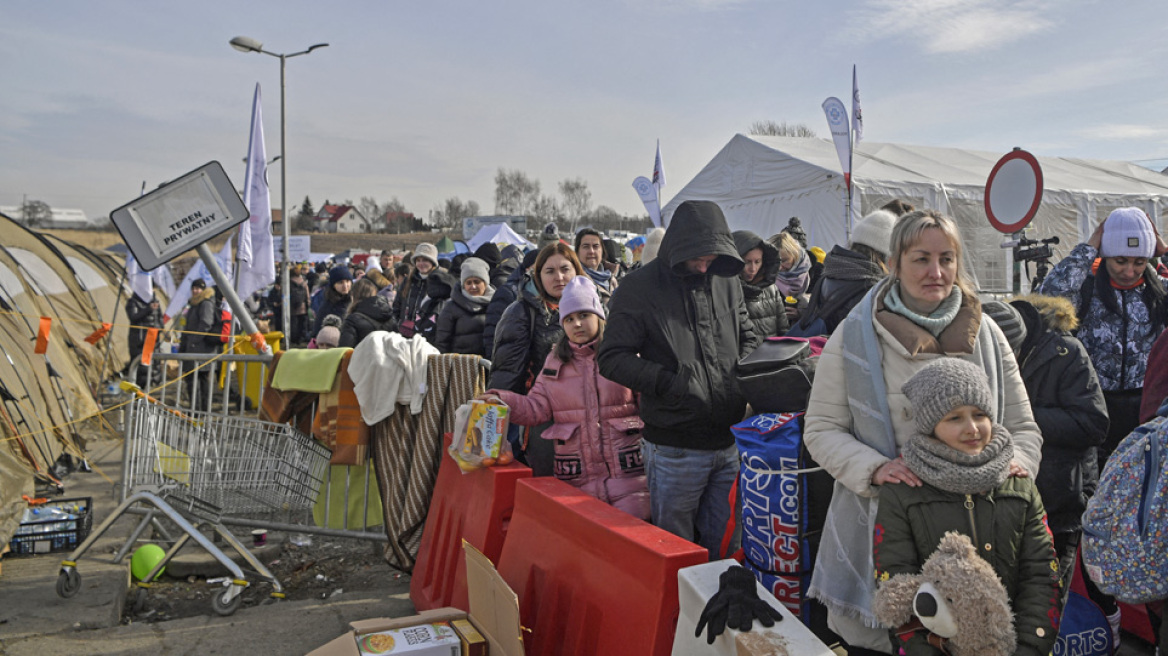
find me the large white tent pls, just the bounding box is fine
[466,222,535,252]
[663,135,1168,292]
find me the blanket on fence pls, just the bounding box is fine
[370,353,485,571]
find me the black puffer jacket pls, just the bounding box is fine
[435,285,494,355]
[391,269,429,333]
[125,294,162,358]
[413,271,455,345]
[732,230,787,338]
[483,264,526,358]
[338,295,394,348]
[488,276,562,394]
[794,244,885,335]
[312,290,351,339]
[598,200,760,450]
[1013,294,1109,535]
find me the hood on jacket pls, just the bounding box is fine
[732,230,779,285]
[352,295,393,322]
[659,200,743,278]
[425,269,456,300]
[1013,294,1078,333]
[188,287,216,307]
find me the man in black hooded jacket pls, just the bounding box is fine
[598,200,759,558]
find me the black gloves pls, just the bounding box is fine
[695,565,783,644]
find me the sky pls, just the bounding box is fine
[3,0,1168,227]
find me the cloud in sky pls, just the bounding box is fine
[847,0,1055,54]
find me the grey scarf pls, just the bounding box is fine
[901,425,1012,495]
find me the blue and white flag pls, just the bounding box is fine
[125,253,153,303]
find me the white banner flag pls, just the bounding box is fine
[164,237,234,323]
[852,66,863,144]
[125,253,153,303]
[632,176,662,228]
[152,263,176,299]
[822,97,851,181]
[235,83,275,300]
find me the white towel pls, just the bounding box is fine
[348,331,439,425]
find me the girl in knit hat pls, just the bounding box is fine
[873,357,1059,656]
[478,276,648,520]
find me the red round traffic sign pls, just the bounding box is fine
[985,149,1044,234]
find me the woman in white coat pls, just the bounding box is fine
[802,209,1044,655]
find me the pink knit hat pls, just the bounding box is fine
[558,276,604,323]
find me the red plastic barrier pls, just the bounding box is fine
[410,433,532,611]
[496,478,709,656]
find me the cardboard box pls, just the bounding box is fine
[355,621,459,655]
[311,541,523,656]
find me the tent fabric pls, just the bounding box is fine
[434,236,456,254]
[465,223,535,252]
[663,135,1168,293]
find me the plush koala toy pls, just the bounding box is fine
[873,531,1016,656]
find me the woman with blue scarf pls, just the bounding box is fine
[802,209,1043,655]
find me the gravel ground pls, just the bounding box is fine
[121,536,407,624]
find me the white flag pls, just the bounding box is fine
[633,176,662,228]
[652,140,666,194]
[152,264,176,299]
[164,237,234,323]
[235,83,275,300]
[822,97,852,180]
[125,253,153,303]
[852,65,863,144]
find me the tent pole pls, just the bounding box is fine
[99,266,129,387]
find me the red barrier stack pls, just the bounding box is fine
[410,434,532,611]
[496,478,709,656]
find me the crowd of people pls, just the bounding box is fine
[134,201,1168,655]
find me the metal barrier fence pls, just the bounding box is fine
[123,351,387,543]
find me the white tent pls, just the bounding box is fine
[663,135,1168,292]
[466,222,535,252]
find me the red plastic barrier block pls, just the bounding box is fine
[410,434,532,611]
[496,478,708,656]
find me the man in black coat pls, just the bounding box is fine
[598,200,759,558]
[125,291,162,386]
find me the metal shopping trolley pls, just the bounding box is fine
[55,396,331,616]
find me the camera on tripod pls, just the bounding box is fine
[1013,235,1059,263]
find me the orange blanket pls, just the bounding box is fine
[312,350,370,466]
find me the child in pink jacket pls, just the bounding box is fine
[480,276,649,520]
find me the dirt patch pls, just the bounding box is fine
[122,536,409,624]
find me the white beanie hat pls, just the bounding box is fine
[850,209,896,258]
[413,242,440,268]
[558,276,605,322]
[1100,208,1155,258]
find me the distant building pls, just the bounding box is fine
[314,204,370,233]
[0,206,100,229]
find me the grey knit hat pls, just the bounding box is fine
[413,242,439,268]
[1100,207,1155,258]
[981,300,1027,353]
[902,358,994,436]
[460,257,490,285]
[850,209,896,259]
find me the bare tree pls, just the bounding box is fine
[431,197,481,230]
[559,178,592,233]
[19,199,52,227]
[748,120,817,138]
[356,196,383,232]
[494,169,541,215]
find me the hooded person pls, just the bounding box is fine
[790,208,893,336]
[338,278,395,348]
[732,230,788,337]
[435,257,496,355]
[537,222,562,252]
[311,265,354,338]
[598,199,760,557]
[392,242,440,337]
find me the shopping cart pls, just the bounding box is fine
[55,396,331,616]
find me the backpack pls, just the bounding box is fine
[1081,413,1168,602]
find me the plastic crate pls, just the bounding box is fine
[8,496,93,556]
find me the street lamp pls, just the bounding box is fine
[229,35,328,342]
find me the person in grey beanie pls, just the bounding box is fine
[435,257,495,355]
[874,357,1059,656]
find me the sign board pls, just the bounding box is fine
[462,215,526,241]
[109,161,248,270]
[985,149,1044,234]
[272,235,312,262]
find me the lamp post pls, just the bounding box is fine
[229,35,327,342]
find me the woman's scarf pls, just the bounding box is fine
[775,249,811,297]
[901,425,1012,495]
[884,284,963,337]
[585,266,613,291]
